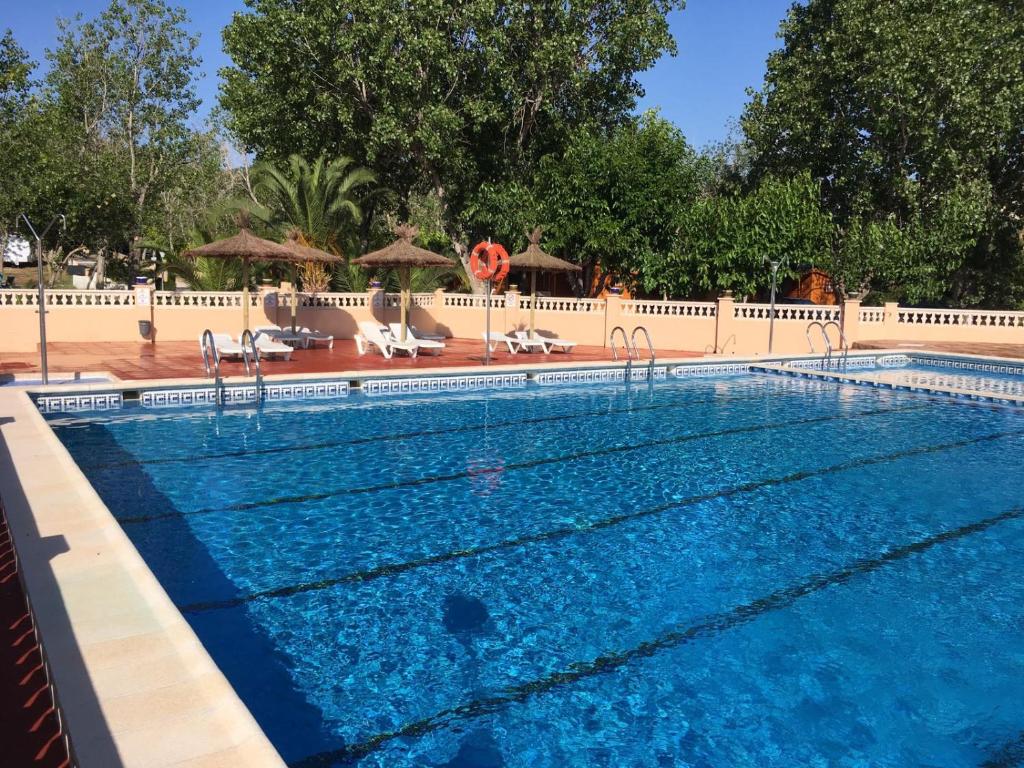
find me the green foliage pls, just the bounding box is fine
[664,172,833,298]
[244,154,377,255]
[220,0,685,241]
[465,112,703,295]
[743,0,1024,306]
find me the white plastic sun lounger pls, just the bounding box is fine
[199,332,245,359]
[356,321,419,358]
[389,323,444,355]
[298,326,334,349]
[518,330,578,354]
[483,331,521,354]
[483,331,546,354]
[249,332,293,360]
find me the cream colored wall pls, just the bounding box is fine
[3,289,1023,355]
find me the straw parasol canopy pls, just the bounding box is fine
[352,223,453,341]
[509,226,582,337]
[279,230,345,331]
[184,218,295,333]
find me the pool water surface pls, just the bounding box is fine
[48,374,1024,767]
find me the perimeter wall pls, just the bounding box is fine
[2,286,1023,355]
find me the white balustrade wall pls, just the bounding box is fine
[1,287,1022,354]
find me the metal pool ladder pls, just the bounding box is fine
[631,326,656,380]
[805,320,849,370]
[240,329,264,403]
[610,325,656,381]
[200,329,225,406]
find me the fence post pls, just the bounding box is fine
[604,292,624,348]
[842,297,861,346]
[882,301,900,339]
[715,292,736,355]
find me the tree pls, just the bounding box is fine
[45,0,210,248]
[0,30,38,240]
[664,172,832,299]
[464,112,703,296]
[743,0,1024,306]
[245,154,376,255]
[220,0,685,248]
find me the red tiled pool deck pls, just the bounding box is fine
[0,339,701,382]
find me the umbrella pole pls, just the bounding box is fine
[242,258,250,333]
[400,268,410,342]
[291,264,298,332]
[530,270,537,338]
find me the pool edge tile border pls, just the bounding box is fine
[0,388,287,768]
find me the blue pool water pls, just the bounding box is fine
[47,374,1024,767]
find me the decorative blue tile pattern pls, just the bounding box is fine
[362,373,527,396]
[534,367,668,386]
[911,355,1024,377]
[671,363,750,378]
[785,356,878,371]
[876,354,913,367]
[34,392,122,414]
[263,382,349,401]
[141,388,220,407]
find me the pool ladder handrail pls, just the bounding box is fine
[805,320,849,370]
[631,325,656,380]
[610,325,655,381]
[200,329,225,406]
[822,320,849,370]
[240,329,264,403]
[609,325,634,380]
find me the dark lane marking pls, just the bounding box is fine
[290,506,1024,767]
[180,425,1011,614]
[122,403,930,526]
[982,733,1024,768]
[73,380,844,472]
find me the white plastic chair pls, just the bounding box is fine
[198,332,245,359]
[519,330,577,354]
[357,321,419,358]
[248,332,293,360]
[389,323,444,355]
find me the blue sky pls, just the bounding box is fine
[5,0,793,149]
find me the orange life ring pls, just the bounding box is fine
[470,241,510,282]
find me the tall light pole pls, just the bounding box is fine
[763,255,787,354]
[17,214,66,384]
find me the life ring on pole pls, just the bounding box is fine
[470,241,510,282]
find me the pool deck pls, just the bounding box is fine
[1,339,700,382]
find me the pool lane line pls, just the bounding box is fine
[289,505,1024,768]
[982,733,1024,768]
[123,402,931,527]
[69,378,846,472]
[179,417,1010,615]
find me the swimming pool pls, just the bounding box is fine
[47,373,1024,767]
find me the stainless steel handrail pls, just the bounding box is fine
[200,329,224,406]
[610,325,634,381]
[631,325,655,379]
[822,320,849,369]
[240,329,263,402]
[805,321,825,354]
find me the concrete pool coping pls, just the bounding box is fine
[2,346,1022,767]
[0,387,285,767]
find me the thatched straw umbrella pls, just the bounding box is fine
[184,220,294,333]
[280,231,345,332]
[351,224,453,341]
[509,226,582,337]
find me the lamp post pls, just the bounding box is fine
[763,255,787,355]
[17,214,66,385]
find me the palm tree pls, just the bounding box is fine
[246,154,376,256]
